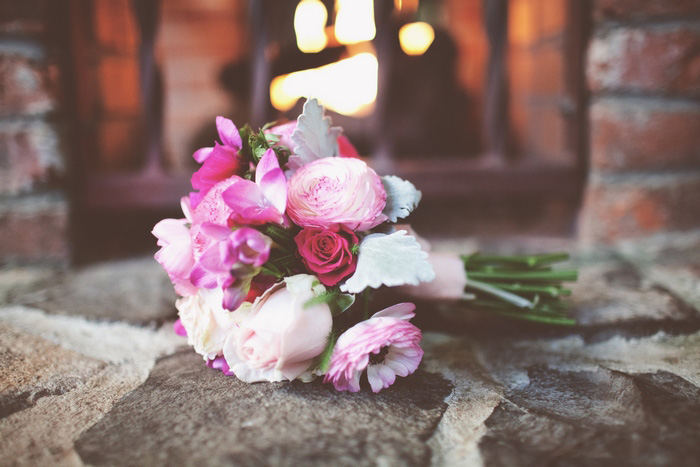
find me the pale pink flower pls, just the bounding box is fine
[222,148,287,225]
[190,116,245,208]
[152,197,197,296]
[190,226,272,310]
[286,157,387,231]
[223,275,332,383]
[324,303,423,393]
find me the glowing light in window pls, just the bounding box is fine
[399,22,435,56]
[270,52,378,117]
[334,0,376,45]
[294,0,328,53]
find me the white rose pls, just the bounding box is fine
[176,288,248,360]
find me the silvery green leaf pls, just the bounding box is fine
[289,98,341,171]
[381,175,422,223]
[340,231,435,293]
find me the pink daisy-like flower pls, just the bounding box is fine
[324,303,423,393]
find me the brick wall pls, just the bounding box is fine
[0,0,70,265]
[579,0,700,247]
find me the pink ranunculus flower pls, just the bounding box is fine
[324,303,423,393]
[190,116,245,208]
[295,226,358,286]
[223,274,333,383]
[190,226,272,311]
[266,121,359,159]
[286,158,387,231]
[153,197,198,296]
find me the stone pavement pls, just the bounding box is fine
[1,255,699,466]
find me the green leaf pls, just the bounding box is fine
[303,289,355,316]
[316,331,337,374]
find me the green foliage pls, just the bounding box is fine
[315,331,337,374]
[303,288,355,316]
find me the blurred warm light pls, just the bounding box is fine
[334,0,376,45]
[394,0,419,13]
[270,52,378,117]
[294,0,328,53]
[399,22,435,56]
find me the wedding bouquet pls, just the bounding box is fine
[153,98,576,392]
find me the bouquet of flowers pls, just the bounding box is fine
[153,98,577,392]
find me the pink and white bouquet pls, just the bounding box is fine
[154,98,577,392]
[154,98,433,392]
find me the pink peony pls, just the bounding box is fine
[266,121,359,159]
[152,197,197,296]
[190,177,240,261]
[286,158,387,231]
[295,226,358,286]
[223,274,332,383]
[324,303,423,393]
[190,227,272,310]
[190,116,245,208]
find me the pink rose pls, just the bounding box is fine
[266,122,359,159]
[295,227,358,286]
[287,158,387,231]
[223,274,333,383]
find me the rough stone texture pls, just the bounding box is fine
[588,26,700,95]
[0,193,70,264]
[590,98,700,172]
[76,350,453,466]
[19,257,178,325]
[1,257,700,465]
[0,306,184,466]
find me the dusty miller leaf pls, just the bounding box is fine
[381,175,422,223]
[340,231,435,293]
[288,98,341,171]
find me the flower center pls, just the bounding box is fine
[369,346,390,365]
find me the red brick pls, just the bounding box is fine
[0,55,56,118]
[0,193,70,265]
[579,174,700,243]
[591,98,700,171]
[588,26,700,95]
[595,0,700,21]
[0,121,64,195]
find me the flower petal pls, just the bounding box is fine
[216,116,242,149]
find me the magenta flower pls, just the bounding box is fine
[190,226,272,310]
[152,197,198,296]
[294,226,358,286]
[222,148,287,225]
[191,116,245,208]
[324,303,423,393]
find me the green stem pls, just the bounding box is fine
[465,279,535,309]
[466,269,578,282]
